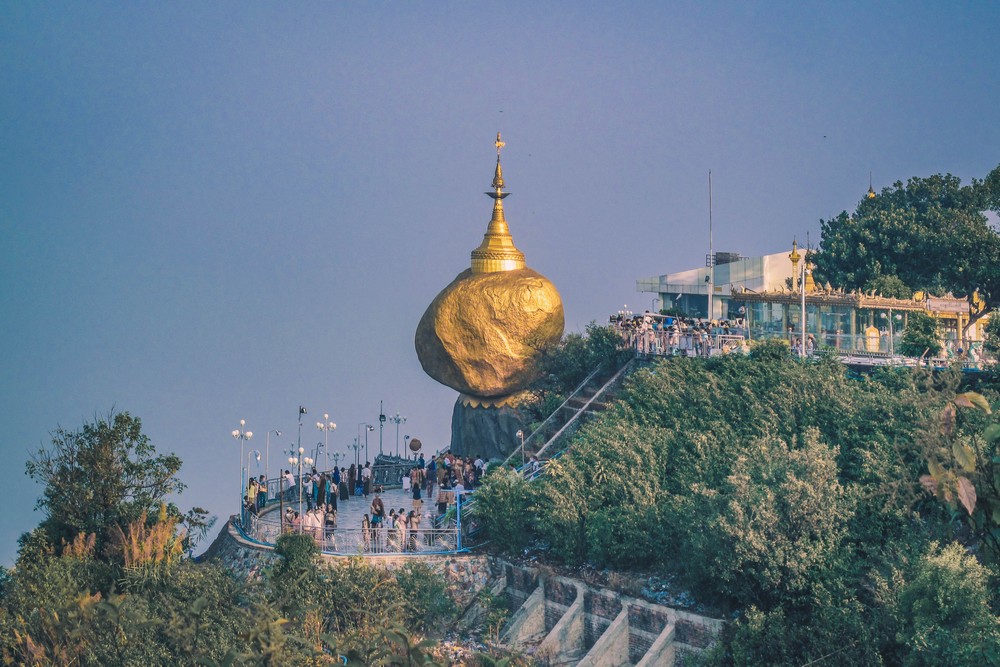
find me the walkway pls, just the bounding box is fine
[239,481,466,556]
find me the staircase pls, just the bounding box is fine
[503,357,635,471]
[459,358,635,537]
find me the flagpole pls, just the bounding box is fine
[707,170,714,321]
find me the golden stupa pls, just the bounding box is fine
[415,134,564,405]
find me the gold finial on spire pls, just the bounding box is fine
[472,133,525,273]
[789,237,801,292]
[867,171,876,199]
[491,132,506,193]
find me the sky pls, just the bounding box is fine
[2,1,998,565]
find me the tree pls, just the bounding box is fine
[473,467,536,555]
[919,390,1000,566]
[678,433,853,611]
[984,316,1000,356]
[865,275,913,299]
[814,168,1000,340]
[522,322,631,425]
[899,312,942,358]
[889,542,1000,666]
[25,411,184,556]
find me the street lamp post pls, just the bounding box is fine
[378,400,386,457]
[800,258,807,360]
[285,446,314,532]
[388,413,407,457]
[316,413,336,472]
[881,310,902,357]
[313,441,324,467]
[297,405,307,461]
[516,429,525,467]
[364,423,374,464]
[231,420,253,516]
[404,435,411,459]
[247,449,261,483]
[351,437,361,469]
[265,429,281,495]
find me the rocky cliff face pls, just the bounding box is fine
[450,397,527,459]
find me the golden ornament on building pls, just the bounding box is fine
[415,134,564,403]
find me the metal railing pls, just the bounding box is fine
[239,510,461,556]
[531,358,635,462]
[616,325,995,369]
[500,366,603,469]
[249,462,416,511]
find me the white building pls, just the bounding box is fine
[637,250,795,320]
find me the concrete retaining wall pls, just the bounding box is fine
[205,520,723,666]
[501,564,724,666]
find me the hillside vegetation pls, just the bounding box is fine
[477,342,1000,665]
[0,412,514,666]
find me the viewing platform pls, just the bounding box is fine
[233,458,475,557]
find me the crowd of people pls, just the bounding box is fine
[242,451,492,554]
[612,311,749,357]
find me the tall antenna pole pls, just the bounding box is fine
[707,170,714,321]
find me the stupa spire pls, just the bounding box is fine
[471,133,526,273]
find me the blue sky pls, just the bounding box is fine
[2,2,998,564]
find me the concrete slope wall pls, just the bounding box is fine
[501,563,723,667]
[206,520,722,665]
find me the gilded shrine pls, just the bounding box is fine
[415,135,564,456]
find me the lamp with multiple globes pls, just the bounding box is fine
[231,420,253,517]
[316,413,336,471]
[285,446,314,531]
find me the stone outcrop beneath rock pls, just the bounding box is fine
[450,397,527,458]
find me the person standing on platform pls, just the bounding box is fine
[257,474,267,510]
[425,457,436,497]
[361,462,372,498]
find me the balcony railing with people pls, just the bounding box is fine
[236,460,468,556]
[240,510,460,556]
[611,312,994,369]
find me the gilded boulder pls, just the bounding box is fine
[415,267,564,398]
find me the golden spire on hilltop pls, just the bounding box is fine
[471,133,526,274]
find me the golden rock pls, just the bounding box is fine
[415,133,565,400]
[415,267,564,398]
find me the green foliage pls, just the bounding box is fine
[985,316,1000,355]
[813,167,1000,334]
[486,351,1000,664]
[716,599,883,667]
[25,410,185,557]
[900,311,943,357]
[865,274,914,299]
[395,562,457,634]
[474,467,536,555]
[273,532,319,575]
[5,411,481,667]
[678,433,852,611]
[477,587,510,644]
[919,390,1000,566]
[523,322,631,424]
[889,542,1000,666]
[748,337,789,361]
